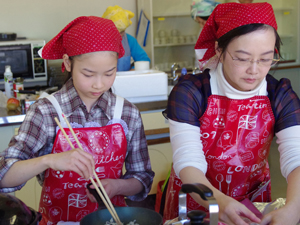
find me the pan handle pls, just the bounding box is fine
[181,183,213,200]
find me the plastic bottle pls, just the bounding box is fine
[181,67,187,76]
[4,65,13,98]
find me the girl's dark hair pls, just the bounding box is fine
[217,24,282,58]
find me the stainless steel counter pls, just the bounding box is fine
[0,107,25,127]
[0,100,168,127]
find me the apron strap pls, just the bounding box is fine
[41,92,124,125]
[114,96,124,120]
[40,92,64,123]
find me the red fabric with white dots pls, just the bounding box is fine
[41,16,125,60]
[195,2,277,62]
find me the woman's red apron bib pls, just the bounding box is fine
[38,95,127,224]
[164,95,275,220]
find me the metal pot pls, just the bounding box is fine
[80,183,163,225]
[167,183,219,225]
[80,206,163,225]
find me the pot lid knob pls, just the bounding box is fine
[187,210,206,225]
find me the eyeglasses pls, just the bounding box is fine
[226,50,280,67]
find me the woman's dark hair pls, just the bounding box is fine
[199,16,210,21]
[216,24,282,58]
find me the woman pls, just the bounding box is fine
[191,0,219,28]
[191,0,219,69]
[164,2,300,225]
[102,5,150,71]
[0,16,154,224]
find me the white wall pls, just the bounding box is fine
[1,0,138,43]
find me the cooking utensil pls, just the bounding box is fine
[80,206,163,225]
[82,184,163,225]
[54,117,121,224]
[171,183,219,225]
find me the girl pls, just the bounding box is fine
[164,3,300,225]
[0,16,154,224]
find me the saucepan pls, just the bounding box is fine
[80,184,163,225]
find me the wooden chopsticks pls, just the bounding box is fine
[54,116,121,225]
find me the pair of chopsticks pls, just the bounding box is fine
[54,114,122,225]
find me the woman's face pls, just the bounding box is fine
[63,51,118,107]
[196,17,207,28]
[215,27,276,92]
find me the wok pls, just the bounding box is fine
[80,206,163,225]
[80,183,163,225]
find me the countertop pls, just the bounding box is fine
[0,100,168,127]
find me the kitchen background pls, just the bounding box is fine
[0,0,299,211]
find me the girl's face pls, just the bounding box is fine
[63,51,118,109]
[215,27,276,91]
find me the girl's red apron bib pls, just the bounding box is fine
[38,95,127,224]
[164,95,275,220]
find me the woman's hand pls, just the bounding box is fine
[215,194,261,225]
[47,148,95,180]
[260,204,300,225]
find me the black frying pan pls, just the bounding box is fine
[80,206,163,225]
[80,184,163,225]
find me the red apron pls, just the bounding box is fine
[164,95,275,220]
[39,124,127,224]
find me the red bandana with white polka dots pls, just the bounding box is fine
[41,16,125,60]
[195,2,277,62]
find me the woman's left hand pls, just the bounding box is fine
[260,205,300,225]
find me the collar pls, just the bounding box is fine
[58,79,115,119]
[209,63,267,99]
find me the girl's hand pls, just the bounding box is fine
[217,195,261,225]
[47,148,95,180]
[260,205,300,225]
[86,179,121,203]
